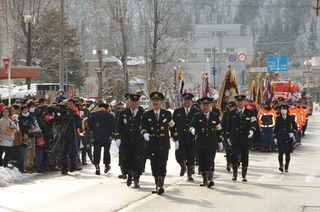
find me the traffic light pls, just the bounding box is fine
[275,71,279,77]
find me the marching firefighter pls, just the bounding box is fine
[227,95,257,182]
[115,94,145,188]
[221,100,236,172]
[189,97,223,188]
[274,103,297,172]
[140,92,178,195]
[258,101,277,152]
[172,93,199,180]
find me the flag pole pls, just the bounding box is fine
[8,65,11,106]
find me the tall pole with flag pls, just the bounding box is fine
[217,64,239,116]
[3,58,11,106]
[200,72,209,98]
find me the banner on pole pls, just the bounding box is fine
[2,58,10,74]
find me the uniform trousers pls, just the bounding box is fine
[122,145,144,175]
[197,149,216,173]
[175,143,195,166]
[61,140,77,171]
[93,142,111,166]
[149,150,168,177]
[232,143,249,167]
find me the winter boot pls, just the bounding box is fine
[104,165,111,173]
[279,163,284,172]
[232,165,238,181]
[226,163,231,172]
[127,171,133,187]
[187,166,194,181]
[157,177,165,195]
[152,178,158,194]
[285,163,289,172]
[207,172,214,188]
[242,167,247,182]
[179,161,186,177]
[200,173,208,186]
[134,174,140,188]
[95,165,100,175]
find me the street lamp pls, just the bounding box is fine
[24,15,35,90]
[211,47,218,87]
[304,60,312,96]
[93,49,108,99]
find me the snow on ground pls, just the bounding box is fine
[0,167,37,187]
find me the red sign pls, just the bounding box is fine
[238,53,247,62]
[228,54,237,62]
[2,58,10,74]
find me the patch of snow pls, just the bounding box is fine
[0,167,36,187]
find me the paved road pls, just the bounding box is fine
[0,113,320,212]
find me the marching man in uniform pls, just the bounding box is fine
[227,95,257,182]
[140,92,179,195]
[173,93,199,180]
[189,97,223,188]
[115,94,145,188]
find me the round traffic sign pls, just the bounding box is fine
[238,53,247,62]
[228,54,237,62]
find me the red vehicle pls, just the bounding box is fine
[271,80,303,101]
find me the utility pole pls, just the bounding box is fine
[59,0,65,91]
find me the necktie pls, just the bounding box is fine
[206,113,209,120]
[239,110,243,118]
[155,112,159,121]
[132,110,135,118]
[186,108,189,116]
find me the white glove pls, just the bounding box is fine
[218,142,223,152]
[190,128,195,135]
[288,133,294,138]
[221,137,224,142]
[227,138,231,146]
[274,139,277,144]
[144,133,150,141]
[115,139,121,147]
[175,141,179,150]
[248,130,254,138]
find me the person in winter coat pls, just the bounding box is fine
[0,107,17,167]
[54,89,67,103]
[87,103,115,175]
[274,103,298,172]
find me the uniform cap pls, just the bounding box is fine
[150,92,164,101]
[182,93,194,100]
[128,94,141,101]
[234,95,246,101]
[227,101,236,107]
[200,97,212,104]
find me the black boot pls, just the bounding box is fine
[207,172,214,188]
[226,163,231,172]
[157,177,165,195]
[127,171,132,187]
[200,173,208,186]
[285,163,289,172]
[279,163,284,172]
[104,165,111,173]
[70,160,77,172]
[134,174,140,188]
[242,167,247,182]
[179,161,186,177]
[232,165,238,181]
[152,178,158,194]
[187,166,194,181]
[95,165,100,175]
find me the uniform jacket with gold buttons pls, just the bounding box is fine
[189,111,222,149]
[273,115,297,143]
[227,108,257,145]
[173,107,199,145]
[140,109,178,152]
[115,107,145,149]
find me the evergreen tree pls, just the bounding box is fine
[31,8,85,87]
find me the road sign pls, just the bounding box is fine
[249,67,267,72]
[228,54,237,62]
[278,72,290,77]
[238,53,247,62]
[267,55,288,72]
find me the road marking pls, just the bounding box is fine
[259,174,284,181]
[305,175,320,182]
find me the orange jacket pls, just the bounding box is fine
[257,108,277,128]
[289,107,302,130]
[301,107,309,125]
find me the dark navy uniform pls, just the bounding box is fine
[115,94,145,187]
[173,93,199,179]
[189,97,222,188]
[274,104,297,172]
[227,95,257,181]
[140,92,178,195]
